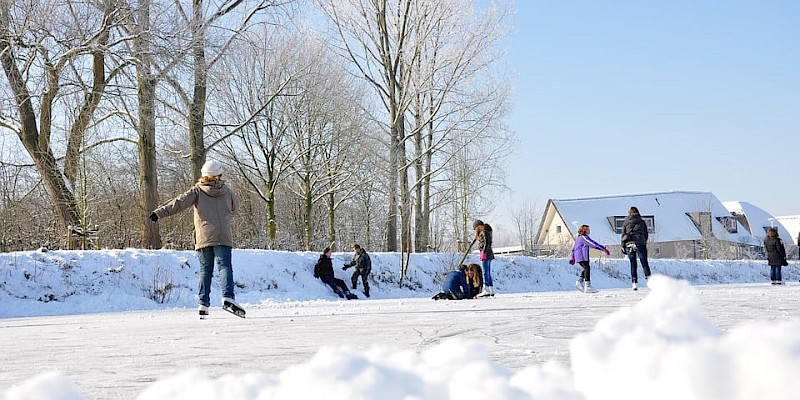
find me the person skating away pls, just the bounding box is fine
[149,160,244,318]
[569,224,610,293]
[465,263,484,298]
[621,206,651,290]
[473,220,496,297]
[314,247,358,299]
[764,227,788,285]
[432,265,473,300]
[342,244,372,297]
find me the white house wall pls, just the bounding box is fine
[538,204,574,251]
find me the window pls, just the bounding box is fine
[716,216,738,234]
[608,215,655,234]
[556,225,562,234]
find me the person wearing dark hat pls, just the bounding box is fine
[473,219,496,296]
[149,159,245,318]
[342,244,372,297]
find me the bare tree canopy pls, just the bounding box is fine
[0,0,518,255]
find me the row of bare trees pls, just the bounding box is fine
[0,0,516,255]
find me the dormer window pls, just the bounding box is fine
[608,215,656,234]
[716,216,738,234]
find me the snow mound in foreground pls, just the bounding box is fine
[6,276,800,400]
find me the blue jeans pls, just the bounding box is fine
[627,244,651,283]
[482,259,494,287]
[196,245,234,307]
[770,266,782,282]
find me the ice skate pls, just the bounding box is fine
[198,305,209,319]
[222,297,246,318]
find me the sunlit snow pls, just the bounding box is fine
[1,249,799,399]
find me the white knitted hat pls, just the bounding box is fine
[201,160,223,177]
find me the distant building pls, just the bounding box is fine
[535,191,793,260]
[774,215,800,246]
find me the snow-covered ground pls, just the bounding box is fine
[1,249,799,399]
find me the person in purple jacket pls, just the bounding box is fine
[569,224,610,293]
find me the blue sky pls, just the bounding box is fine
[496,0,799,225]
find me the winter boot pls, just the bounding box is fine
[198,305,209,319]
[575,278,584,291]
[346,292,359,300]
[432,292,448,300]
[364,287,370,298]
[632,282,638,291]
[477,286,494,297]
[583,281,597,293]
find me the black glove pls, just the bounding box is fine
[342,264,350,271]
[149,212,158,222]
[621,247,627,255]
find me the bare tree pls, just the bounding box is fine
[0,1,124,245]
[212,29,304,249]
[317,0,422,252]
[510,199,542,254]
[406,0,513,254]
[163,0,287,181]
[316,0,515,257]
[274,32,371,250]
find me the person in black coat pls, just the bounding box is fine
[621,206,651,290]
[764,227,788,285]
[343,244,372,297]
[314,247,357,299]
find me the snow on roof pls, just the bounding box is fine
[722,201,793,245]
[774,215,800,245]
[552,191,740,245]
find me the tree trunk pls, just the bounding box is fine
[138,75,161,248]
[189,0,207,181]
[386,114,400,251]
[327,191,337,251]
[303,175,313,251]
[266,177,277,250]
[136,0,162,249]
